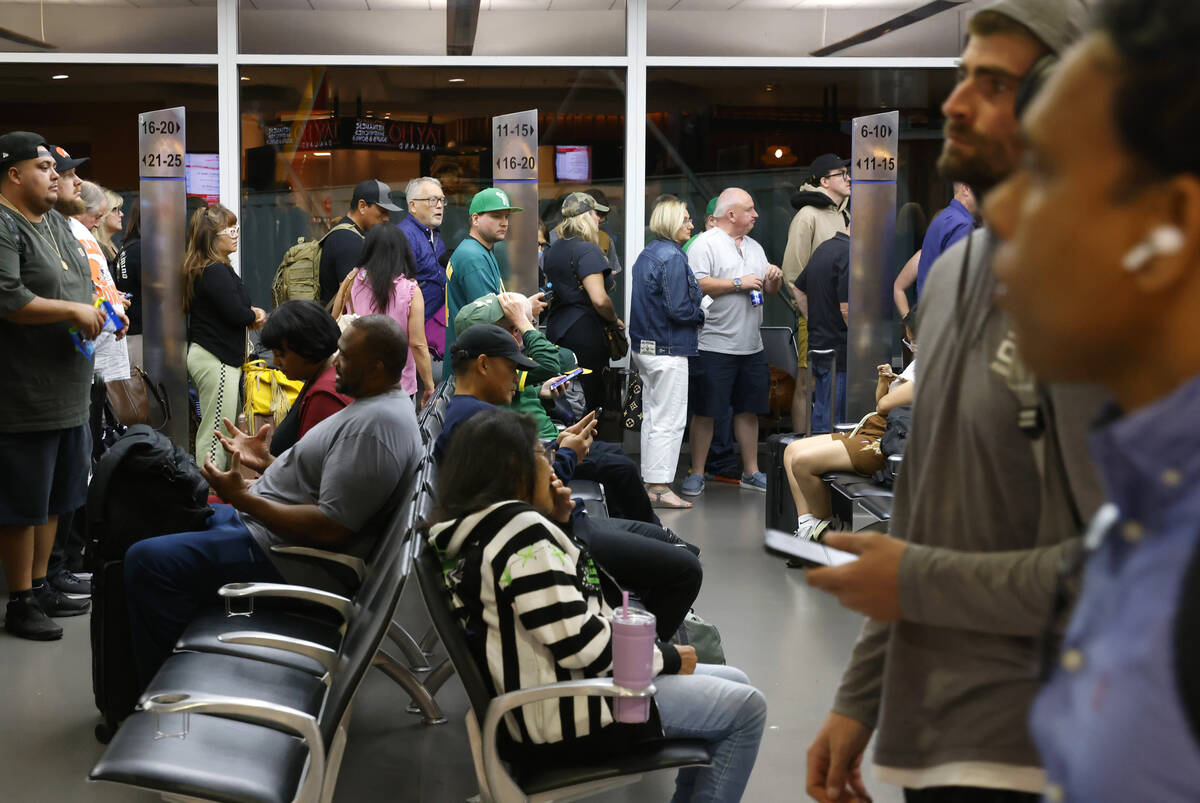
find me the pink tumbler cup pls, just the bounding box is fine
[610,608,656,723]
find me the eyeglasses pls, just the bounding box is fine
[217,225,240,238]
[825,170,850,181]
[411,197,446,208]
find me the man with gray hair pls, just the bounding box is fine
[682,187,784,496]
[802,2,1103,802]
[399,176,448,364]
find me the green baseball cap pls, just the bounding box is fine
[469,187,522,216]
[705,197,718,217]
[454,293,506,336]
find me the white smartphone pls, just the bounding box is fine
[764,529,858,568]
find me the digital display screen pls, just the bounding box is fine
[555,146,591,183]
[185,153,220,204]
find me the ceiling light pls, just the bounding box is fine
[774,148,783,159]
[51,74,68,80]
[448,77,466,83]
[313,151,332,157]
[241,75,250,81]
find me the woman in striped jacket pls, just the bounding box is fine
[430,408,766,802]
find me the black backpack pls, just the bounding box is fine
[87,425,213,562]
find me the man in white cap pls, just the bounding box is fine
[802,2,1105,802]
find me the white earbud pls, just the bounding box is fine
[1122,225,1185,272]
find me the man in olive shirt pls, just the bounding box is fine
[0,131,113,640]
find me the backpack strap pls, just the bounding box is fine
[318,221,363,245]
[1174,534,1200,749]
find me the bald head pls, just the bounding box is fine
[712,188,758,238]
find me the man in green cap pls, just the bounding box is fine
[445,187,522,351]
[682,196,718,253]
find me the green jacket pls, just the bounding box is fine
[511,329,564,440]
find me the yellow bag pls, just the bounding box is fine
[242,359,305,425]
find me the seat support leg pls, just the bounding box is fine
[418,624,439,655]
[373,649,448,725]
[388,620,432,672]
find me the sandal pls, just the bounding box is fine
[646,486,693,509]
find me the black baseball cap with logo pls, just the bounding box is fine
[47,144,89,173]
[450,324,541,370]
[0,131,50,171]
[352,179,402,213]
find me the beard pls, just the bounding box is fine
[936,120,1018,197]
[54,196,86,216]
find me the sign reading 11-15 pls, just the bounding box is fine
[851,110,898,182]
[492,109,538,181]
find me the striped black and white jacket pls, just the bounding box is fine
[429,500,671,748]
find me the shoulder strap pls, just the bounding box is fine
[319,221,363,245]
[1174,535,1200,748]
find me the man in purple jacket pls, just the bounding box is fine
[398,176,448,363]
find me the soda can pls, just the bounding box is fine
[749,289,764,307]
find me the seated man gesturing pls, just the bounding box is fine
[124,315,423,688]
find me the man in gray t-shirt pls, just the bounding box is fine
[682,187,783,496]
[124,315,422,688]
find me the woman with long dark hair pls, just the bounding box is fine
[347,224,435,408]
[114,200,143,367]
[183,203,265,470]
[431,408,765,801]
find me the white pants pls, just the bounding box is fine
[634,353,690,484]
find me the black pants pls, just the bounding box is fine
[572,514,701,641]
[555,314,610,413]
[574,441,659,525]
[904,788,1039,803]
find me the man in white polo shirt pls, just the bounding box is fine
[681,187,783,496]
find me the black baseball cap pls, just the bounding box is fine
[0,131,50,171]
[807,153,851,180]
[352,179,402,213]
[450,324,541,370]
[47,144,89,173]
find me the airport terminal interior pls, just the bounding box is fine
[0,0,1089,800]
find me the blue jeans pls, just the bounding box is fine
[125,504,283,688]
[811,362,847,435]
[656,664,767,802]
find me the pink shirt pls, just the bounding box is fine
[350,272,418,394]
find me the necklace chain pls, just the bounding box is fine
[0,195,71,270]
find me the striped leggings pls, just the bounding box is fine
[187,342,241,472]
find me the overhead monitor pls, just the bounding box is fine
[554,146,591,183]
[185,153,220,205]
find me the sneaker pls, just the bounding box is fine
[680,472,705,497]
[739,471,768,492]
[34,584,91,617]
[662,528,702,558]
[794,517,833,542]
[5,597,63,641]
[48,566,92,598]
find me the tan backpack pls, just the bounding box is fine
[270,221,360,307]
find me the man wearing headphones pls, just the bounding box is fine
[802,2,1106,802]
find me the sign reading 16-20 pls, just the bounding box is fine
[138,106,186,180]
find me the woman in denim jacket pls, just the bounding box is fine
[629,198,705,509]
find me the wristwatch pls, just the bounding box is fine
[733,277,743,291]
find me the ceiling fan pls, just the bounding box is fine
[0,0,58,50]
[810,0,969,57]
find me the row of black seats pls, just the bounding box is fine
[88,379,457,803]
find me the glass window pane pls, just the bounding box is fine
[648,1,967,58]
[240,0,625,56]
[239,66,627,308]
[0,1,217,54]
[646,66,956,332]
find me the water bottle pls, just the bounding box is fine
[749,289,764,307]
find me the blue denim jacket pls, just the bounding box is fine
[628,238,704,357]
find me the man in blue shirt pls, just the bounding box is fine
[914,182,977,297]
[398,176,448,361]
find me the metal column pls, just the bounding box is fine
[846,110,898,420]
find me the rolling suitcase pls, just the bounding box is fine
[766,432,802,534]
[87,425,212,743]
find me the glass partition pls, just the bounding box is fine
[239,65,627,307]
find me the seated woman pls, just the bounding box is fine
[430,408,766,802]
[784,361,914,541]
[217,300,352,472]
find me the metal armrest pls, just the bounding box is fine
[481,678,656,802]
[888,454,903,469]
[216,631,338,679]
[269,545,365,585]
[141,692,325,803]
[833,423,858,434]
[218,582,353,622]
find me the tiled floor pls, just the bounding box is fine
[0,476,903,802]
